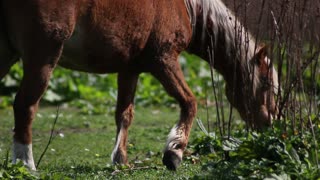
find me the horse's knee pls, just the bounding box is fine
[180,96,197,122]
[187,96,197,115]
[115,104,134,128]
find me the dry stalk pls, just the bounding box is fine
[36,106,60,169]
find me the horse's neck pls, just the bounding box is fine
[187,0,256,79]
[185,0,259,99]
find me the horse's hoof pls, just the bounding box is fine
[162,150,182,171]
[13,142,36,171]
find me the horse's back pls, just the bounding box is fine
[61,0,156,73]
[2,0,191,73]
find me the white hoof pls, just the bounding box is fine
[13,141,36,170]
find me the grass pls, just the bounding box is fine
[0,104,213,179]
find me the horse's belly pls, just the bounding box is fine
[60,26,134,74]
[59,54,125,74]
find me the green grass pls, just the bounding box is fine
[2,103,318,179]
[0,105,210,179]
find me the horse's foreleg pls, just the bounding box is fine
[151,56,197,170]
[13,42,63,170]
[111,72,138,165]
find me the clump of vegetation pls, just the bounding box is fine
[191,120,320,179]
[0,152,37,180]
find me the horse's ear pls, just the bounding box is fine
[255,44,270,77]
[255,44,268,66]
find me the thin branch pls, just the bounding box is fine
[308,116,319,167]
[205,88,210,133]
[36,106,60,168]
[207,41,223,137]
[278,51,320,119]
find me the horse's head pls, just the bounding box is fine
[184,0,279,129]
[247,45,279,128]
[225,45,278,129]
[252,45,279,128]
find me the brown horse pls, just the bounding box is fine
[0,0,278,170]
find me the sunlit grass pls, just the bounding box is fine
[0,105,209,179]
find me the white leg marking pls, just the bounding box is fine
[111,128,123,163]
[165,125,183,158]
[13,141,36,170]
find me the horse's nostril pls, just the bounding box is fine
[163,150,182,171]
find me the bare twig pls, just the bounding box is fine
[207,42,223,137]
[278,51,320,119]
[205,88,210,133]
[308,116,319,166]
[271,10,281,43]
[36,106,60,168]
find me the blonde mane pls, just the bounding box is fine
[184,0,260,96]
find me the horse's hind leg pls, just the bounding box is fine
[0,36,17,80]
[111,72,139,165]
[0,57,17,80]
[150,55,197,170]
[12,41,63,170]
[0,53,17,82]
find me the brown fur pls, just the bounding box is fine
[0,0,277,170]
[1,0,194,168]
